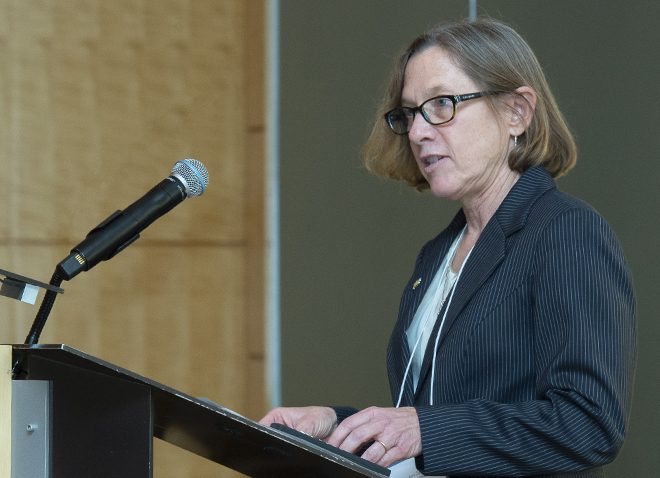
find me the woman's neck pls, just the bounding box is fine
[461,167,521,237]
[451,167,521,272]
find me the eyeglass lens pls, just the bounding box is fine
[388,96,456,134]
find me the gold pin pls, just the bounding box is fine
[413,278,421,289]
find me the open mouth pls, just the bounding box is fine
[424,155,446,167]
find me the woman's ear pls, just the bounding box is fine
[508,86,537,137]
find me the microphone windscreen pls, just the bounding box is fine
[171,159,209,198]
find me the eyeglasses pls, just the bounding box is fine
[384,91,500,135]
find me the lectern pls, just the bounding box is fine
[0,344,390,478]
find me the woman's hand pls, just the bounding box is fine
[259,406,338,440]
[326,406,422,467]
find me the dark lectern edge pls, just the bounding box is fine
[9,344,390,478]
[191,396,390,476]
[11,343,258,425]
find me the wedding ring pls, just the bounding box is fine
[295,429,315,438]
[376,439,389,453]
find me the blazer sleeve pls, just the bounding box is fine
[414,207,636,476]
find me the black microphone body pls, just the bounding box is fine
[57,176,186,281]
[22,158,208,346]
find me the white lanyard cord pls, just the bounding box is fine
[395,244,474,408]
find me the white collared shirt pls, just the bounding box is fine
[405,227,465,391]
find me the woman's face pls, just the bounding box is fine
[402,47,513,202]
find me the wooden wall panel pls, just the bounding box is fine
[0,1,266,477]
[245,0,266,360]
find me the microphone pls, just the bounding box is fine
[22,159,209,347]
[56,159,209,281]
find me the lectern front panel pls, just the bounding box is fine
[23,355,153,478]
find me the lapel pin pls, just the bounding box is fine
[413,278,421,289]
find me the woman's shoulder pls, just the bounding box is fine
[528,187,627,264]
[502,168,624,256]
[532,186,607,229]
[536,187,598,216]
[518,168,608,231]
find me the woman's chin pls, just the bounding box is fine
[428,182,461,200]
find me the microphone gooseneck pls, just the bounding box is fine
[24,271,63,345]
[24,159,209,345]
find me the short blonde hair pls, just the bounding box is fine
[362,18,577,191]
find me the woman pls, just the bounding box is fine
[260,18,635,477]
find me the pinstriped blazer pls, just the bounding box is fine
[386,167,636,477]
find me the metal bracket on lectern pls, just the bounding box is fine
[0,268,64,305]
[11,380,52,478]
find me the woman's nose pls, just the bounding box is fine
[407,112,436,143]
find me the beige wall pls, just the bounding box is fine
[0,1,266,477]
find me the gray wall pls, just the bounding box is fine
[279,1,659,476]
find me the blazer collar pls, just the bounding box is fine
[414,167,556,397]
[493,166,556,237]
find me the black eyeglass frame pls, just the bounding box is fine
[384,90,501,135]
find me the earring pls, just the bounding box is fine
[514,135,518,146]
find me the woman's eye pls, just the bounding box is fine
[434,98,450,107]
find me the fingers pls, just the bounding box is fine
[260,406,422,468]
[326,407,381,452]
[361,439,403,467]
[258,406,338,440]
[327,406,422,468]
[258,408,278,426]
[258,407,294,427]
[328,406,398,454]
[299,407,338,439]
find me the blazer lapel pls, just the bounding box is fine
[412,167,557,398]
[414,220,506,399]
[442,219,507,339]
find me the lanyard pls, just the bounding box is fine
[396,242,474,408]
